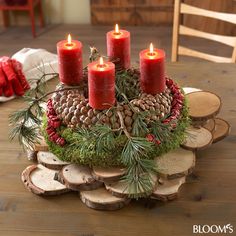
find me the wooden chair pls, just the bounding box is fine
[0,0,44,38]
[171,0,236,63]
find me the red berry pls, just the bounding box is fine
[146,134,155,142]
[155,139,161,145]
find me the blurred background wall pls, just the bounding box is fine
[0,0,235,35]
[0,0,91,25]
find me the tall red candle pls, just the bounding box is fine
[57,34,83,85]
[88,57,115,110]
[106,24,130,69]
[140,43,166,95]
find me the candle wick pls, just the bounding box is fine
[97,64,106,69]
[66,43,73,47]
[113,32,121,35]
[148,52,155,56]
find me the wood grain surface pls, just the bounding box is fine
[0,26,236,235]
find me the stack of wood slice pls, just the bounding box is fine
[21,88,230,210]
[21,147,196,210]
[182,90,230,149]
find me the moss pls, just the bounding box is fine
[42,96,189,167]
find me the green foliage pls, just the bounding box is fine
[120,137,157,198]
[115,69,140,102]
[8,70,58,150]
[42,117,126,167]
[9,101,43,150]
[131,112,149,137]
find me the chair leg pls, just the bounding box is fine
[2,10,10,28]
[29,8,36,38]
[38,0,44,27]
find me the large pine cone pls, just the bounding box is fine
[51,87,173,133]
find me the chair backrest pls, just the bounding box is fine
[171,0,236,63]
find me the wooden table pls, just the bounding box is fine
[0,62,235,236]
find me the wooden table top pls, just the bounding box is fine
[0,62,235,236]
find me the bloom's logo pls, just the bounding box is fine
[193,224,234,234]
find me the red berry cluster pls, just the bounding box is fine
[46,99,65,146]
[162,78,184,126]
[146,134,161,145]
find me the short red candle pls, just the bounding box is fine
[140,43,166,95]
[106,24,130,69]
[57,34,83,85]
[88,57,115,110]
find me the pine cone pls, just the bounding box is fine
[51,84,173,132]
[130,88,172,121]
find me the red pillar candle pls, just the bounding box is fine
[106,24,130,69]
[140,43,166,95]
[57,34,83,85]
[88,57,115,110]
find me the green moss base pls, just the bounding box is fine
[42,98,189,167]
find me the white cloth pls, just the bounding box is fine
[0,48,58,102]
[182,87,201,94]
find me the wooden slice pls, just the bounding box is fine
[191,120,208,128]
[21,164,69,195]
[60,164,103,191]
[80,187,131,211]
[203,118,216,132]
[155,148,195,179]
[34,136,49,152]
[92,166,126,182]
[212,118,230,143]
[37,151,70,170]
[105,175,158,198]
[186,91,221,120]
[181,126,213,151]
[182,87,201,95]
[151,177,186,201]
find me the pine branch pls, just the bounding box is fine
[132,112,149,137]
[120,137,157,198]
[92,125,117,152]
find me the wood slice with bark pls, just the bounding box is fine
[80,187,131,211]
[21,164,69,195]
[186,91,221,121]
[59,164,103,191]
[181,126,213,151]
[37,151,70,170]
[155,148,195,179]
[105,174,158,198]
[92,166,126,182]
[203,118,216,132]
[34,136,49,152]
[212,118,230,143]
[151,177,186,201]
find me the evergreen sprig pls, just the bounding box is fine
[115,69,140,102]
[121,137,157,198]
[9,70,59,149]
[131,112,149,137]
[92,125,117,152]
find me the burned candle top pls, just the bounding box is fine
[140,44,165,60]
